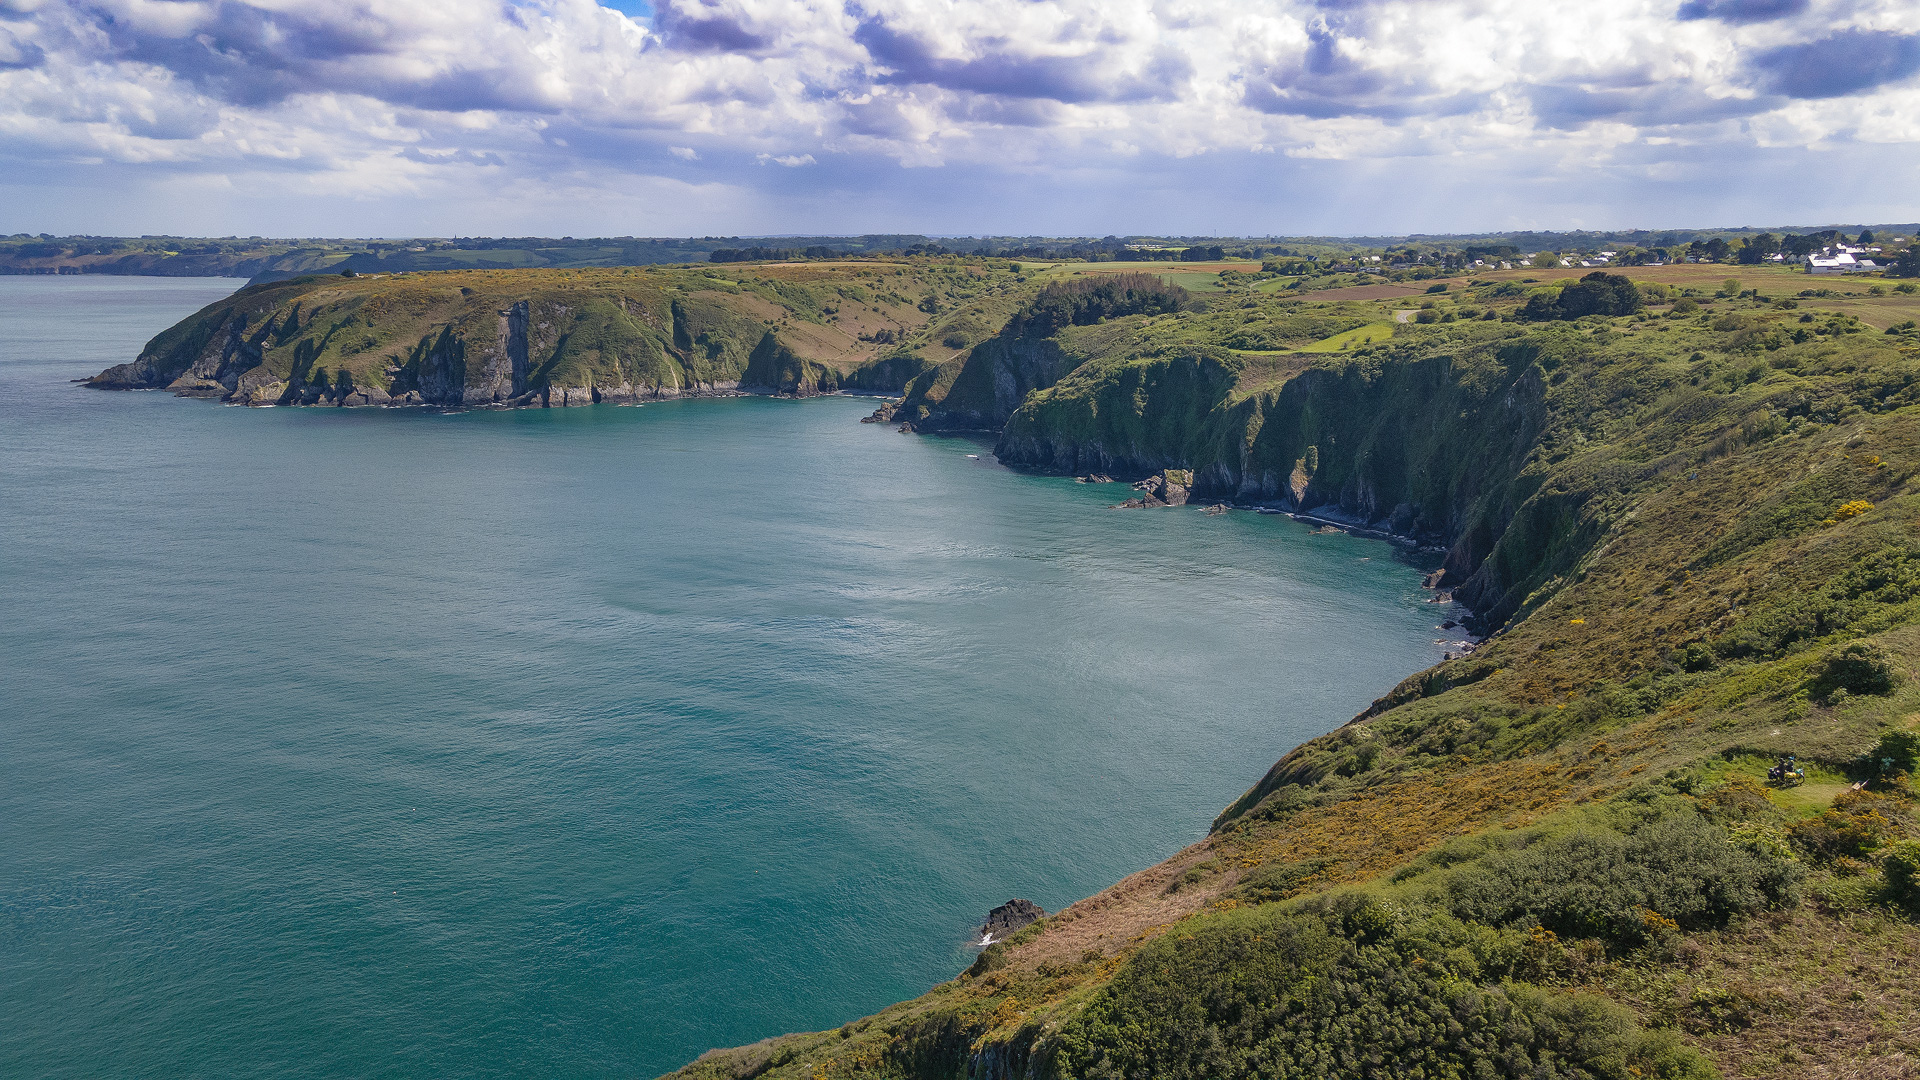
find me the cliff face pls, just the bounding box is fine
[993,346,1243,473]
[889,274,1193,431]
[993,333,1590,632]
[739,331,840,396]
[894,333,1085,430]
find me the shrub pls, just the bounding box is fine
[966,942,1009,976]
[1874,729,1920,775]
[1808,641,1899,701]
[1046,902,1719,1080]
[1445,814,1799,946]
[1883,839,1920,908]
[1788,792,1898,862]
[1672,298,1700,314]
[1695,777,1773,822]
[1231,858,1333,903]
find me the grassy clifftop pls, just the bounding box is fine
[673,267,1920,1080]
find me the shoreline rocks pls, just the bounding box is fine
[978,899,1046,942]
[1111,469,1192,509]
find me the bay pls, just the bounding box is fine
[0,275,1459,1079]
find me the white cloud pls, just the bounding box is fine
[0,0,1916,234]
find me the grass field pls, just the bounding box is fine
[1472,264,1920,329]
[1296,320,1395,352]
[1303,279,1457,301]
[1037,261,1265,292]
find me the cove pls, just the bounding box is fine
[0,276,1460,1079]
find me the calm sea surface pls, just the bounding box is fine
[0,276,1459,1078]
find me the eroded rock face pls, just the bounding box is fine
[1113,470,1193,508]
[979,898,1046,940]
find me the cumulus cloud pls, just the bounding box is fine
[0,0,1917,233]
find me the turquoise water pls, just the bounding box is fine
[0,276,1458,1078]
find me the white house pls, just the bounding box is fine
[1806,252,1882,274]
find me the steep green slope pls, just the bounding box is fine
[671,277,1920,1080]
[87,260,1033,406]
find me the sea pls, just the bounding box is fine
[0,275,1461,1078]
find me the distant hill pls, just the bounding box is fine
[11,225,1919,285]
[0,235,941,285]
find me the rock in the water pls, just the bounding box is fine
[1129,469,1192,507]
[978,898,1046,940]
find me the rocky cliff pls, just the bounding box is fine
[889,273,1194,431]
[88,261,1032,408]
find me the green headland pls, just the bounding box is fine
[95,253,1920,1080]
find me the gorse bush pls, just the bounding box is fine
[1872,728,1920,775]
[1711,548,1920,662]
[1883,839,1920,908]
[1787,791,1906,864]
[1444,814,1799,946]
[1809,641,1901,701]
[1047,900,1718,1080]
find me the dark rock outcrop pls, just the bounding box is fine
[978,899,1045,941]
[1113,470,1193,508]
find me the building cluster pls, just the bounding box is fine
[1803,244,1882,275]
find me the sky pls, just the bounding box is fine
[1,0,1918,238]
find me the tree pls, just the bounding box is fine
[1530,251,1560,269]
[1521,272,1643,321]
[1737,233,1779,264]
[1705,237,1731,262]
[1890,248,1920,278]
[1859,229,1877,245]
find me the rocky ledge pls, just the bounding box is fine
[976,898,1045,943]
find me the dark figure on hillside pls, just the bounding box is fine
[1767,754,1803,785]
